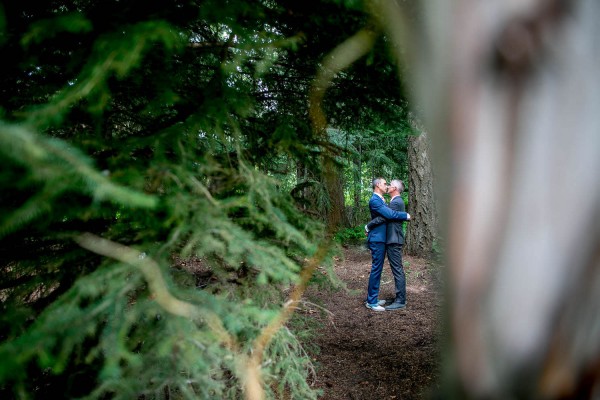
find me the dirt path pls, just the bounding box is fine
[302,245,443,400]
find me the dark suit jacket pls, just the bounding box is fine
[385,195,406,245]
[366,195,406,245]
[366,194,408,243]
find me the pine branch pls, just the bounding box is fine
[309,27,379,134]
[74,232,237,351]
[0,122,157,236]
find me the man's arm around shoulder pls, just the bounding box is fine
[371,198,410,221]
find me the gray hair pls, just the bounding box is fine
[389,179,404,193]
[372,177,385,190]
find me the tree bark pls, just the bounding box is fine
[375,0,600,397]
[323,157,346,228]
[397,0,600,398]
[295,161,307,211]
[405,131,437,258]
[353,140,361,209]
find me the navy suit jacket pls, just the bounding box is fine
[367,194,408,243]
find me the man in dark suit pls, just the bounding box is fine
[364,178,411,311]
[366,179,408,310]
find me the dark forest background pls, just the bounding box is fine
[0,1,436,399]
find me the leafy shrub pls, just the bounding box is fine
[334,226,367,245]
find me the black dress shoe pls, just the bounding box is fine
[385,301,406,311]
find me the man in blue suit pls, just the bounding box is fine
[364,178,411,311]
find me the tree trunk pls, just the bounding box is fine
[323,157,346,228]
[353,141,361,209]
[405,131,437,258]
[377,0,600,397]
[295,161,306,211]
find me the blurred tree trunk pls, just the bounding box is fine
[380,0,600,397]
[406,131,437,257]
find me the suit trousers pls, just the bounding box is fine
[386,243,406,304]
[366,241,386,305]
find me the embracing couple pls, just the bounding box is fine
[364,177,409,312]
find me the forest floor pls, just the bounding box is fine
[301,244,445,400]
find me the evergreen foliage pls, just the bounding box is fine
[0,0,414,398]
